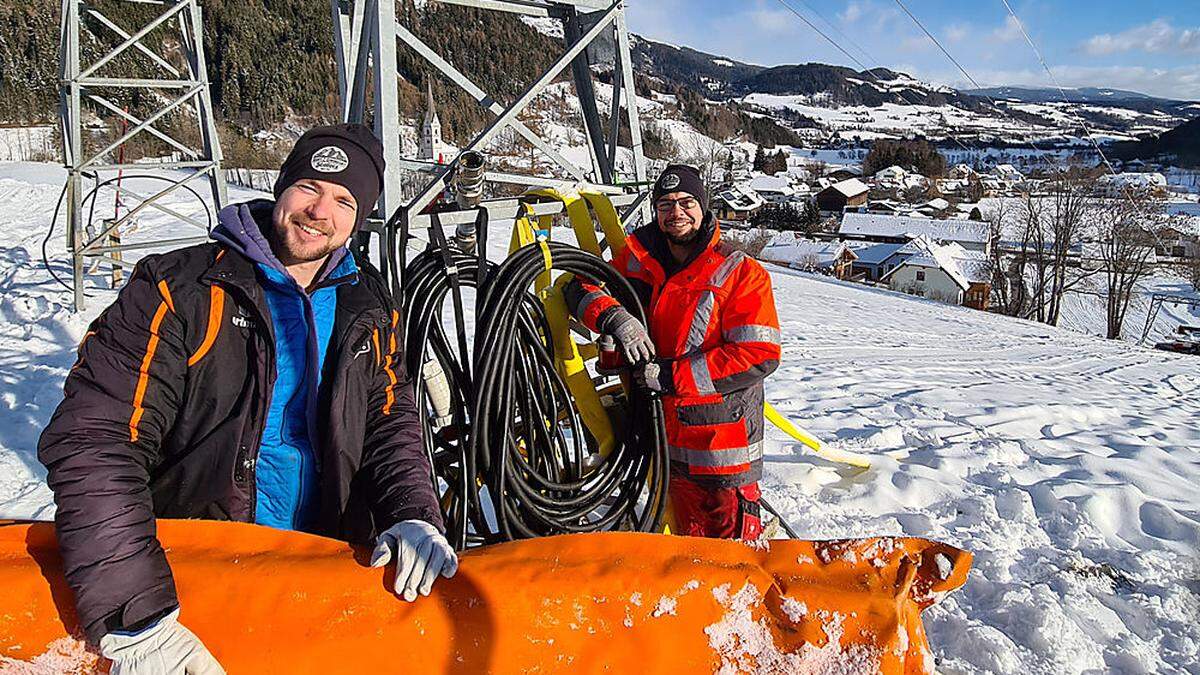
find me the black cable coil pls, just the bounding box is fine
[402,237,668,550]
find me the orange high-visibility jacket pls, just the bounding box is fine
[567,218,781,487]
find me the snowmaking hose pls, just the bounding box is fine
[402,237,668,550]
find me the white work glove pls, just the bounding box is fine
[599,307,655,365]
[99,608,224,675]
[370,519,458,601]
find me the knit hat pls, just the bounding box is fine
[652,164,708,214]
[274,123,385,231]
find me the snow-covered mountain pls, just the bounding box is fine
[594,28,1200,147]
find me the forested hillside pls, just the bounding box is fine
[0,0,562,139]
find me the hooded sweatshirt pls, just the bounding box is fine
[211,199,359,530]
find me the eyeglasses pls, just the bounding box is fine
[655,196,698,213]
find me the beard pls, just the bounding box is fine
[664,227,700,245]
[272,214,342,265]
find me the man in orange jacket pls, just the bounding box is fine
[565,164,781,540]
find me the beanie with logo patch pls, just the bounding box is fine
[274,123,386,231]
[652,164,708,214]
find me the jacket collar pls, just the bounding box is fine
[211,199,353,290]
[631,211,721,278]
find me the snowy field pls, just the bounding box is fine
[1,163,1198,673]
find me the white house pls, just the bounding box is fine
[993,164,1025,184]
[748,174,797,204]
[1097,172,1168,197]
[947,163,978,180]
[874,165,909,182]
[713,184,765,222]
[880,239,992,309]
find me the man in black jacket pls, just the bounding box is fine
[38,124,452,673]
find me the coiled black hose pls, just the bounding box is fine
[401,238,668,549]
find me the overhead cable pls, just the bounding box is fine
[771,0,976,154]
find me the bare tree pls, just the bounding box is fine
[1094,194,1169,340]
[689,141,732,193]
[986,198,1016,314]
[1017,191,1049,322]
[1043,172,1092,325]
[1002,172,1097,325]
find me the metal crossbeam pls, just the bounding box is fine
[392,20,589,182]
[1139,293,1200,344]
[405,0,621,214]
[59,0,226,310]
[334,0,650,277]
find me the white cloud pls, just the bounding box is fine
[945,23,970,45]
[749,7,797,35]
[839,1,865,24]
[991,15,1023,44]
[1082,19,1200,56]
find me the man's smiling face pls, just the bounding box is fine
[270,178,358,266]
[655,191,704,245]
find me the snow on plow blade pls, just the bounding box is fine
[0,521,969,674]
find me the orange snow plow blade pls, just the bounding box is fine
[0,521,969,674]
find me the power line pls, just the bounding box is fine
[892,0,984,91]
[996,0,1124,179]
[770,0,976,155]
[891,0,1059,160]
[996,1,1169,267]
[789,0,877,70]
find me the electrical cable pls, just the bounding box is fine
[771,0,977,155]
[402,237,668,550]
[890,0,1059,159]
[41,173,214,295]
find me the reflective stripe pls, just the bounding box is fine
[685,290,715,351]
[708,251,745,288]
[625,254,644,274]
[688,354,715,395]
[129,299,170,442]
[669,441,763,468]
[577,289,608,320]
[722,325,781,345]
[381,311,400,415]
[187,285,225,366]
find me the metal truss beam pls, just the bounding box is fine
[59,0,227,311]
[333,0,650,276]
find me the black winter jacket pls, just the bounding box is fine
[38,237,442,644]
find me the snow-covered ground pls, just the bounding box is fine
[1,163,1198,672]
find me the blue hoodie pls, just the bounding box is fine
[212,200,359,531]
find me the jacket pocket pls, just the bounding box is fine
[676,395,742,426]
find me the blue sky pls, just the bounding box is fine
[626,1,1200,100]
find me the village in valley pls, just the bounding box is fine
[703,143,1199,329]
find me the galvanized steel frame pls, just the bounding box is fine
[59,0,227,311]
[331,0,649,264]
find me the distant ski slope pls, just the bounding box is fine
[0,163,1196,672]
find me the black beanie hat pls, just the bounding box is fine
[274,123,385,231]
[652,164,708,214]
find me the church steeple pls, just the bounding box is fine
[420,82,443,162]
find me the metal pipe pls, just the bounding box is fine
[452,151,487,252]
[453,150,486,209]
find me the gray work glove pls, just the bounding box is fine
[633,360,672,394]
[370,520,458,601]
[599,307,655,365]
[99,608,224,675]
